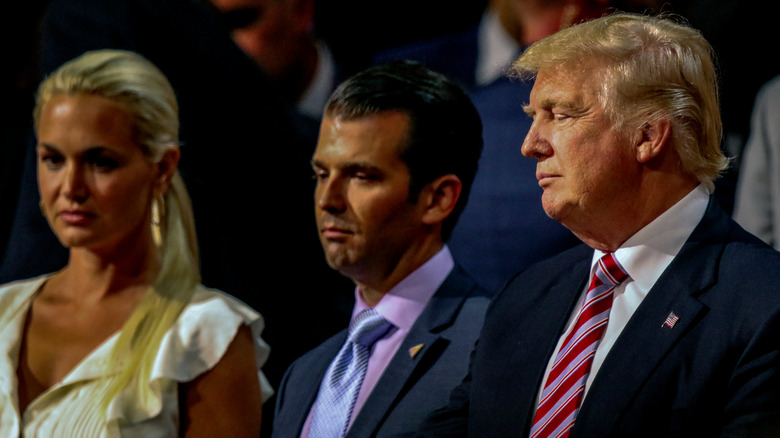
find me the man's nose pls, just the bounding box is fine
[317,177,347,213]
[521,121,553,159]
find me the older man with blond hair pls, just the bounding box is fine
[420,13,780,437]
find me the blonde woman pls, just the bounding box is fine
[0,49,270,437]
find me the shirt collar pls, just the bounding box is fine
[297,40,335,119]
[476,8,521,86]
[592,184,710,292]
[353,245,454,331]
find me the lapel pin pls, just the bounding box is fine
[662,311,680,329]
[409,344,424,359]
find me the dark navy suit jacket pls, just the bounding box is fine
[450,76,580,291]
[373,26,479,91]
[420,198,780,437]
[271,265,491,438]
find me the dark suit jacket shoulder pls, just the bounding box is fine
[421,198,780,437]
[272,265,491,438]
[449,76,580,291]
[372,27,479,90]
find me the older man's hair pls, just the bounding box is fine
[324,60,484,241]
[512,13,728,191]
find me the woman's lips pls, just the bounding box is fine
[58,209,96,225]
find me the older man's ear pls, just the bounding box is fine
[635,118,672,164]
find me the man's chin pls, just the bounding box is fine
[324,250,351,273]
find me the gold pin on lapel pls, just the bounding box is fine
[409,344,424,359]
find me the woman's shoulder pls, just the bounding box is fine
[160,284,264,368]
[0,275,51,322]
[149,283,272,398]
[106,284,272,428]
[0,274,50,294]
[184,284,263,328]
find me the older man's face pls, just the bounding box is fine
[521,61,639,231]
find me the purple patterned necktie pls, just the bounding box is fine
[308,308,394,438]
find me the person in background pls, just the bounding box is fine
[0,50,270,437]
[375,0,659,90]
[734,75,780,249]
[209,0,340,119]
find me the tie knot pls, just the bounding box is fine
[348,309,394,348]
[596,253,629,287]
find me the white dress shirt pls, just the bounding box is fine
[537,184,710,402]
[297,40,336,120]
[475,8,520,86]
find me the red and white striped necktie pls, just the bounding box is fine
[530,253,629,438]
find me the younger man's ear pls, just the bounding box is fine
[421,174,462,226]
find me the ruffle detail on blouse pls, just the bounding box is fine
[105,285,272,427]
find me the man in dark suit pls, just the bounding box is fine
[420,13,780,437]
[206,0,346,120]
[271,61,491,438]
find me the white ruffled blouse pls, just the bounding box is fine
[0,275,272,437]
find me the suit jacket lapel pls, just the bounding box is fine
[506,251,592,434]
[574,198,728,437]
[346,266,477,437]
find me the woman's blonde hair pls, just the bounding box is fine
[512,13,729,191]
[34,49,200,410]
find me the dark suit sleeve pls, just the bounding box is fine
[415,268,534,437]
[273,360,295,424]
[720,309,780,437]
[414,344,475,437]
[270,358,309,438]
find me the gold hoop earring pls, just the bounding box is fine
[151,195,166,248]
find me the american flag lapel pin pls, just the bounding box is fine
[662,311,680,329]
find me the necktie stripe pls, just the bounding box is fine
[537,363,589,420]
[529,253,629,438]
[556,287,615,352]
[549,307,612,378]
[532,385,582,438]
[553,306,611,366]
[542,341,600,405]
